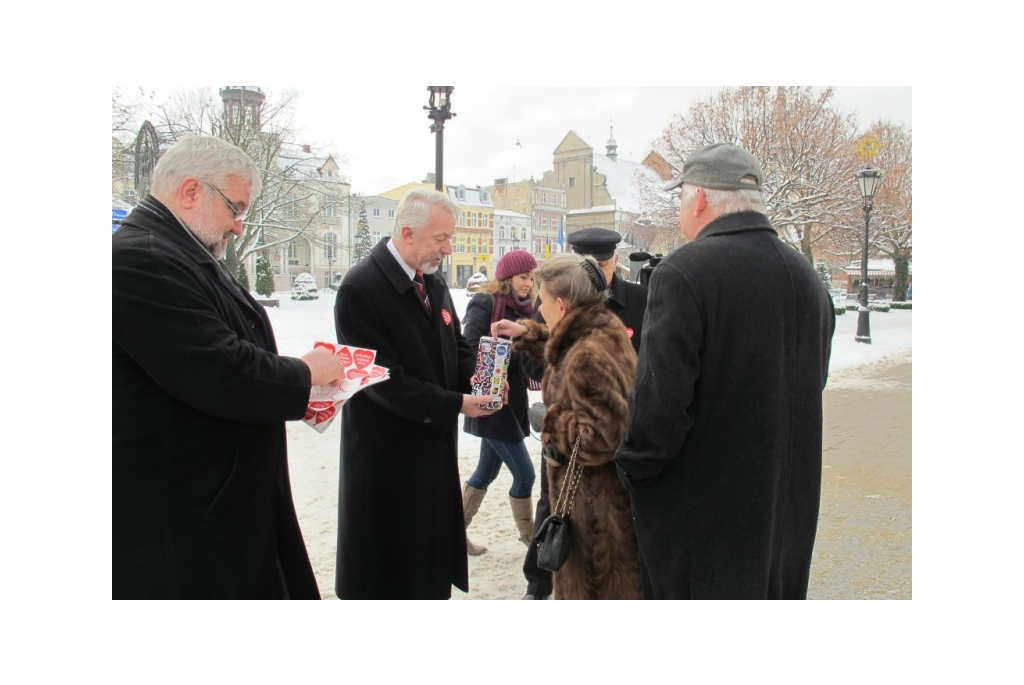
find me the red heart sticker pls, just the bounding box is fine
[315,405,336,424]
[353,349,374,369]
[338,347,353,367]
[625,327,634,338]
[368,366,387,378]
[442,308,452,325]
[315,341,336,354]
[309,401,334,410]
[347,369,368,380]
[304,407,316,420]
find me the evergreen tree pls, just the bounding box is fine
[255,251,275,298]
[816,260,831,288]
[353,201,373,264]
[236,259,251,291]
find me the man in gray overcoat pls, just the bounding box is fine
[615,143,836,599]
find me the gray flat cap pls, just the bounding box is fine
[662,143,764,192]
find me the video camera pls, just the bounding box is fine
[629,251,663,287]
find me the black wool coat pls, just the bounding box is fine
[605,275,648,354]
[615,211,836,599]
[112,197,318,599]
[334,238,476,599]
[462,292,530,443]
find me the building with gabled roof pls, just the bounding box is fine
[540,129,669,250]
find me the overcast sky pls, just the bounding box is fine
[134,86,911,197]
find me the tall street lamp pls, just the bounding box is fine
[425,87,455,283]
[854,164,883,344]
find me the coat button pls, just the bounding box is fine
[423,417,432,424]
[248,320,256,329]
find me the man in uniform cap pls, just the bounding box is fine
[519,226,649,599]
[565,228,647,351]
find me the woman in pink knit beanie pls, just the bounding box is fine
[460,249,538,555]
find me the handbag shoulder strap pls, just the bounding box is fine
[553,431,584,516]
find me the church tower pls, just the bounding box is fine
[219,86,265,134]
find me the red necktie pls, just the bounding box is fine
[413,270,431,313]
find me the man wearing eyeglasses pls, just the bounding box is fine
[113,135,345,599]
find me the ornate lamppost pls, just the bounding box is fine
[854,164,883,344]
[425,86,455,283]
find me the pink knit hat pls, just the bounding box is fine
[496,250,538,281]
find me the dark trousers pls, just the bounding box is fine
[522,462,553,598]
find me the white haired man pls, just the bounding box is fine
[615,143,836,599]
[113,135,345,599]
[333,189,496,599]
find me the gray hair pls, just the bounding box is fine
[393,189,460,238]
[534,253,609,309]
[150,135,262,199]
[680,182,766,215]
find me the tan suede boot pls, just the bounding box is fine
[510,495,534,546]
[463,483,488,556]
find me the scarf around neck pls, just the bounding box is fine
[491,291,534,325]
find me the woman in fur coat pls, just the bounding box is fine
[492,253,641,600]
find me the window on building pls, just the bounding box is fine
[569,177,575,188]
[372,230,382,243]
[498,226,506,240]
[373,207,380,218]
[488,214,494,228]
[388,209,395,218]
[456,235,467,253]
[324,194,336,217]
[324,232,338,259]
[542,193,547,204]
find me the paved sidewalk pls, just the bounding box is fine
[808,352,912,599]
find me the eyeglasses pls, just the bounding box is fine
[203,181,250,222]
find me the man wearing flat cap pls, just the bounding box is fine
[520,226,649,599]
[615,142,835,599]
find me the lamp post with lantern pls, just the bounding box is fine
[425,86,455,284]
[854,164,883,344]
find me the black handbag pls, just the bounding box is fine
[535,431,583,573]
[535,514,572,572]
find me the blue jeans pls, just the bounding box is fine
[467,438,536,499]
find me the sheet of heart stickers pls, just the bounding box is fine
[302,341,391,433]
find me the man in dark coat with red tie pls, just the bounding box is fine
[334,189,496,599]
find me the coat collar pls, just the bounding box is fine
[544,303,618,368]
[695,210,776,242]
[371,237,450,296]
[123,196,265,320]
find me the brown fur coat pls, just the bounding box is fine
[515,304,641,600]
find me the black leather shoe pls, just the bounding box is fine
[522,593,549,600]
